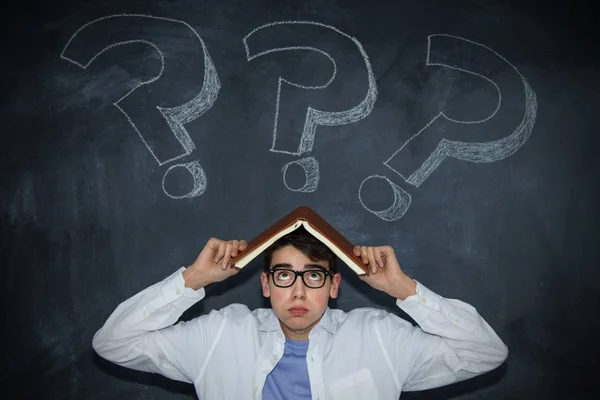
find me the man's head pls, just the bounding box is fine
[260,227,341,340]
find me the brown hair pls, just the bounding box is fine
[263,226,337,274]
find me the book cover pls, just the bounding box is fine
[231,206,369,275]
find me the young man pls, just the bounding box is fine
[93,228,508,399]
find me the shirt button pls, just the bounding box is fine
[272,355,277,361]
[421,297,427,303]
[255,386,258,393]
[455,319,459,323]
[176,289,181,295]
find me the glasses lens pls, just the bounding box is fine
[303,270,326,288]
[273,269,295,287]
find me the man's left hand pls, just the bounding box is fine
[354,245,417,300]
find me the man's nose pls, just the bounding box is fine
[291,275,307,299]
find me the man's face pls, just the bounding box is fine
[260,245,341,340]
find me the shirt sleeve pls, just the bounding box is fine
[382,279,509,392]
[92,267,216,383]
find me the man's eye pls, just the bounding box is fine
[276,271,292,280]
[307,272,324,281]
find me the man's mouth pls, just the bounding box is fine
[288,307,308,316]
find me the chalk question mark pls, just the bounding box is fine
[243,21,377,192]
[360,34,537,221]
[61,14,220,199]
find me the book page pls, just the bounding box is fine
[234,220,304,268]
[301,221,366,275]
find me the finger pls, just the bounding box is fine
[214,240,226,262]
[222,242,233,270]
[359,272,372,281]
[230,240,239,257]
[239,240,248,250]
[208,237,222,250]
[360,246,369,265]
[367,247,377,273]
[383,246,401,270]
[225,265,238,275]
[374,247,384,269]
[353,245,361,256]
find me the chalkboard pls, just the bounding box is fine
[2,0,598,398]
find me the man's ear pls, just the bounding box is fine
[329,273,341,299]
[261,272,271,298]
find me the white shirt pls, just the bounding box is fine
[92,267,508,400]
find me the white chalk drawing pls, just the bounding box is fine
[61,14,220,198]
[281,157,320,192]
[244,20,377,156]
[162,161,207,199]
[384,34,537,187]
[361,34,537,221]
[244,21,377,191]
[358,175,412,222]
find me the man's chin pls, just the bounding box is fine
[283,317,315,330]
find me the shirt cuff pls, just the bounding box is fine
[395,280,442,324]
[159,267,206,311]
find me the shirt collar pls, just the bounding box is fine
[318,306,337,334]
[258,306,338,335]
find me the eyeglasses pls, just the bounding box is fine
[268,268,333,289]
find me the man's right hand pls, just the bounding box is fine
[182,238,248,290]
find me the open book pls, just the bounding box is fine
[231,206,369,275]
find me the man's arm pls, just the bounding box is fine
[355,245,508,391]
[392,279,507,391]
[92,238,247,383]
[92,267,207,382]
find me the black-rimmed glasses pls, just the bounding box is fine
[268,268,333,289]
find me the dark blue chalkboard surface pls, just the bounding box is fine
[2,0,598,398]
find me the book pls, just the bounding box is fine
[231,206,369,275]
